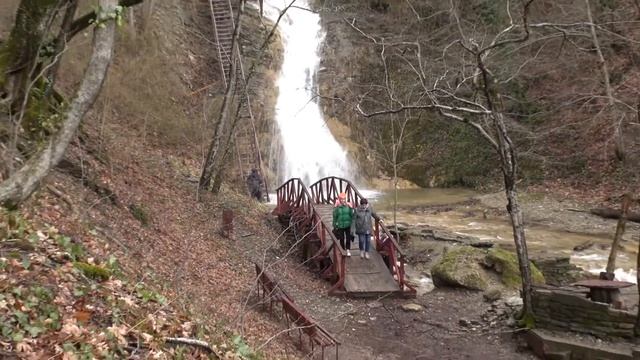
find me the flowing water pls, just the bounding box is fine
[371,188,638,284]
[260,2,636,285]
[263,0,352,185]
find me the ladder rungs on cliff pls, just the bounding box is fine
[209,0,269,201]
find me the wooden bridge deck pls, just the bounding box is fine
[316,205,401,296]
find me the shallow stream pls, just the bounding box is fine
[368,188,638,284]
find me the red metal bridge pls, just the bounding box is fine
[273,176,416,297]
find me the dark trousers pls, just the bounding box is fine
[333,227,352,251]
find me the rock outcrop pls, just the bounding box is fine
[431,246,489,290]
[431,246,546,291]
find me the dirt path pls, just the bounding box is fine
[247,190,640,359]
[248,216,537,359]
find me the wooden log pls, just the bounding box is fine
[590,208,640,223]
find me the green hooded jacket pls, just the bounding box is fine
[332,204,353,229]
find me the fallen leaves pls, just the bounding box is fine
[61,319,83,338]
[72,310,91,324]
[0,210,234,358]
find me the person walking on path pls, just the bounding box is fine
[353,198,380,259]
[333,192,354,256]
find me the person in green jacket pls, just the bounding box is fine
[333,192,354,256]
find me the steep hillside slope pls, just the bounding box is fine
[2,0,292,357]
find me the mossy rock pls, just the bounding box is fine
[483,248,545,288]
[431,246,489,291]
[74,262,111,282]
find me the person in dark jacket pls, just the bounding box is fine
[353,198,380,259]
[246,168,263,201]
[332,192,354,256]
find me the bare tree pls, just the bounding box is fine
[354,0,538,320]
[604,193,632,279]
[199,0,245,193]
[199,0,297,195]
[0,0,120,207]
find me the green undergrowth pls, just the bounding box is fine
[0,209,259,359]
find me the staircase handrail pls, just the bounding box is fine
[210,0,269,201]
[274,178,346,292]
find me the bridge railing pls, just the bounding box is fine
[274,178,347,294]
[310,176,414,294]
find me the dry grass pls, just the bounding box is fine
[0,0,18,38]
[53,0,222,150]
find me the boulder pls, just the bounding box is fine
[432,246,546,291]
[401,303,424,312]
[483,287,503,302]
[483,248,545,288]
[431,246,489,290]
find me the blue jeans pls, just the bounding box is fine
[358,233,371,252]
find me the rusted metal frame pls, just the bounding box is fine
[278,295,340,357]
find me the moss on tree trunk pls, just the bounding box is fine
[0,0,59,106]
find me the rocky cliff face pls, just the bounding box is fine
[315,0,640,189]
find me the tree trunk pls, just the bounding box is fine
[199,0,244,192]
[495,112,534,320]
[479,58,534,319]
[199,58,238,191]
[635,231,640,336]
[47,0,79,90]
[0,0,118,208]
[0,0,60,110]
[210,86,247,193]
[605,193,631,277]
[66,0,144,40]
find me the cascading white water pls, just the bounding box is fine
[263,0,352,185]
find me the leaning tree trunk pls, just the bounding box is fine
[494,111,534,320]
[479,56,534,320]
[605,193,632,278]
[635,230,640,336]
[199,0,244,193]
[0,0,118,208]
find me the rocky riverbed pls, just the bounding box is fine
[375,189,640,290]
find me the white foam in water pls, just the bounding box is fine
[359,189,383,200]
[571,253,608,261]
[588,268,637,284]
[263,0,352,185]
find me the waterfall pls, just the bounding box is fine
[263,0,352,186]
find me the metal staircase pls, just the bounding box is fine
[209,0,269,201]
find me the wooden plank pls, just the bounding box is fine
[315,205,400,295]
[344,249,400,294]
